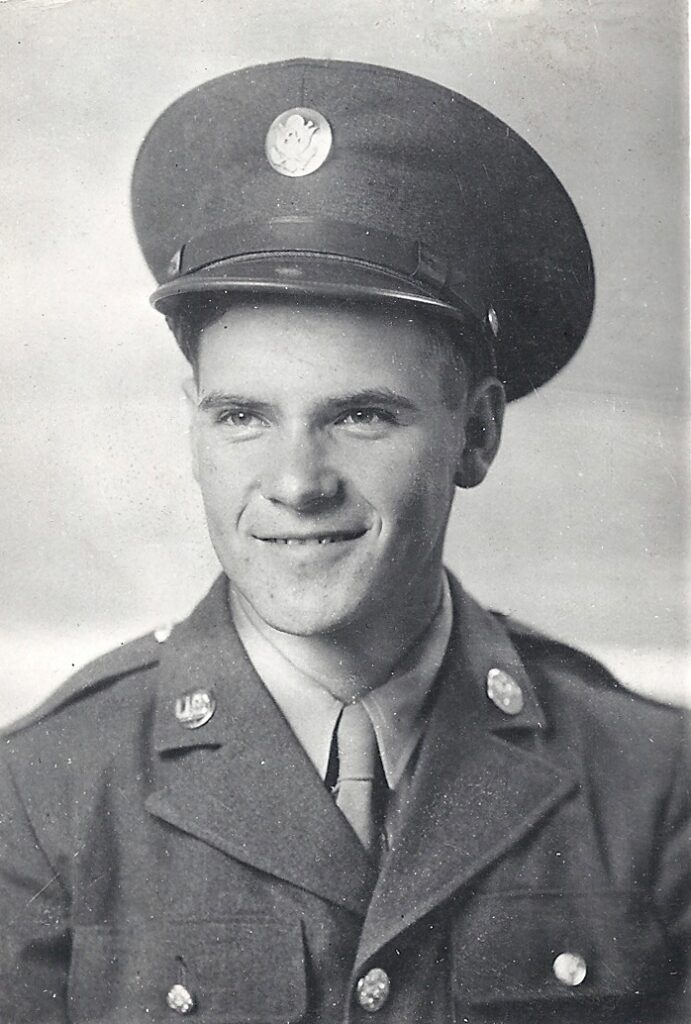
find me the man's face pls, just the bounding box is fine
[187,298,494,638]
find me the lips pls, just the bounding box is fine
[255,529,367,546]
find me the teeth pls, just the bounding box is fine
[270,535,352,545]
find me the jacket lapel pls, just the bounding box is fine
[357,581,578,964]
[145,577,376,917]
[144,575,577,940]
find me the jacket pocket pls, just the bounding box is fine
[452,892,669,1005]
[68,917,307,1023]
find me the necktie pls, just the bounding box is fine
[333,702,385,859]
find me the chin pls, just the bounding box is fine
[260,603,355,637]
[238,586,368,637]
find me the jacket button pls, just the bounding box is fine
[552,952,587,987]
[356,967,391,1012]
[166,983,196,1014]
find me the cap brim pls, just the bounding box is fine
[151,253,472,322]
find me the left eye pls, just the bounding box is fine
[338,409,391,427]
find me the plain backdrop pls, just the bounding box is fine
[1,0,688,725]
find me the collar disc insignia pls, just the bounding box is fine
[175,689,216,729]
[486,668,524,716]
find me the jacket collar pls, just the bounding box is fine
[446,573,547,733]
[152,573,547,752]
[152,575,254,754]
[147,574,574,937]
[355,576,575,964]
[148,575,377,916]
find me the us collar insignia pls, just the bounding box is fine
[174,689,216,729]
[265,107,333,177]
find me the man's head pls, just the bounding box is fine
[180,294,504,639]
[131,58,594,639]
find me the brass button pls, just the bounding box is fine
[166,983,195,1014]
[356,967,391,1012]
[486,668,524,715]
[553,951,587,987]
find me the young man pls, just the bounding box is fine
[1,60,688,1023]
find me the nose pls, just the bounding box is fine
[261,429,341,511]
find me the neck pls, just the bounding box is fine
[229,573,445,703]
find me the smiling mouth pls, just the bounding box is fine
[257,530,366,546]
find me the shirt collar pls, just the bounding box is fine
[230,595,342,780]
[361,575,452,787]
[230,575,453,790]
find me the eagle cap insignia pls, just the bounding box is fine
[265,107,333,177]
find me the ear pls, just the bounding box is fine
[455,377,506,488]
[182,377,201,483]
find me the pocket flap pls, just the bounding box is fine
[68,917,307,1023]
[453,892,668,1004]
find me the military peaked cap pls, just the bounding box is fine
[132,58,595,400]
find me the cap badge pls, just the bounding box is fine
[265,107,332,177]
[486,668,524,716]
[175,689,216,729]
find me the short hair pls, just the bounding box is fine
[167,292,490,409]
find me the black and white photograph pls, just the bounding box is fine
[1,1,689,1021]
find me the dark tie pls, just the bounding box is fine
[333,703,385,859]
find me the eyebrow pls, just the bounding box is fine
[197,388,419,414]
[198,392,271,413]
[326,389,418,413]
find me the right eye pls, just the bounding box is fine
[218,409,255,425]
[217,410,264,428]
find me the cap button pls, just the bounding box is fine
[166,983,196,1014]
[486,668,524,715]
[356,967,391,1012]
[166,248,183,279]
[552,952,587,987]
[175,690,216,729]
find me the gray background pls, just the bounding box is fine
[1,0,688,725]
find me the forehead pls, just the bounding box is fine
[195,298,461,397]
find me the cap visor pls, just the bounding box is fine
[150,253,469,322]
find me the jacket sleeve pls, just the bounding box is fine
[0,746,71,1023]
[651,715,691,1019]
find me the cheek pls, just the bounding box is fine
[192,440,252,524]
[365,441,458,532]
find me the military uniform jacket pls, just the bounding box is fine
[1,575,689,1024]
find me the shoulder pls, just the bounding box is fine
[1,629,165,743]
[2,579,227,757]
[498,613,620,688]
[496,611,688,751]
